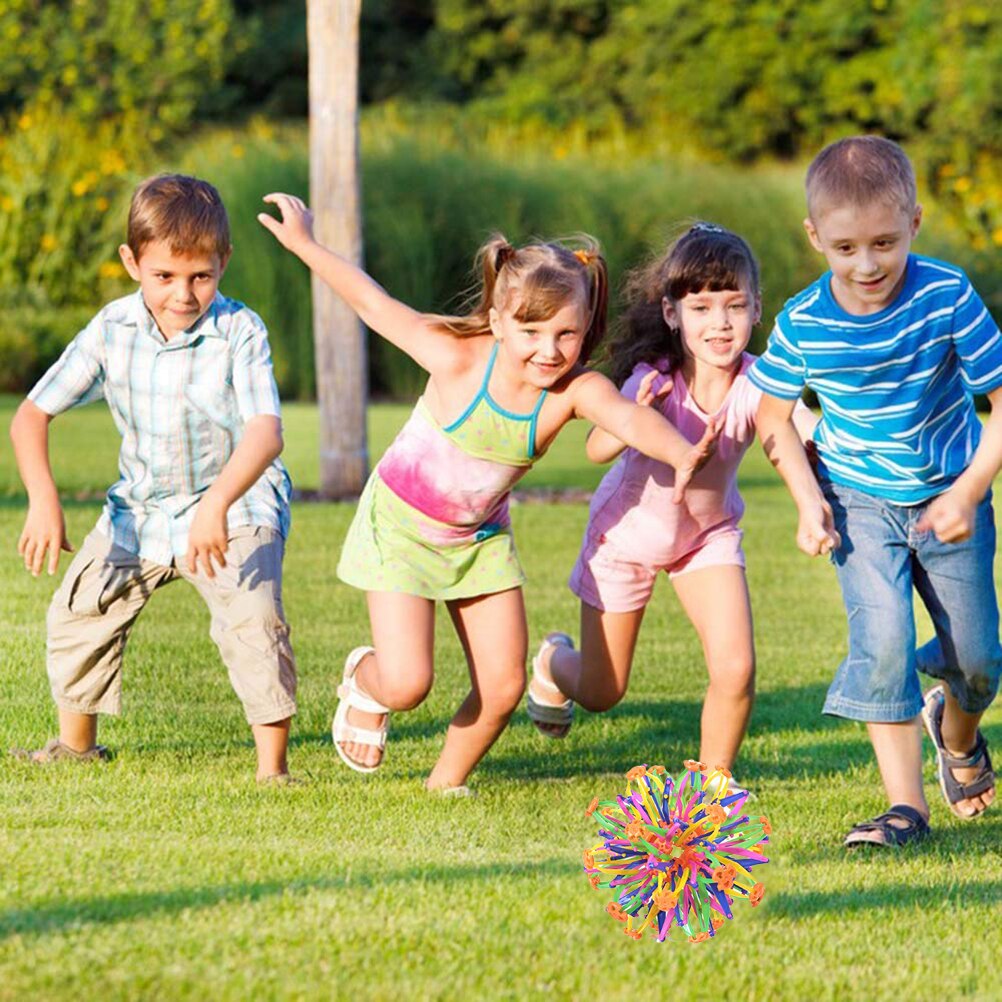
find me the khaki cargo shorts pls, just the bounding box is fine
[46,526,297,724]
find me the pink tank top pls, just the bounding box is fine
[378,343,546,533]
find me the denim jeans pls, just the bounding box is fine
[822,481,1001,722]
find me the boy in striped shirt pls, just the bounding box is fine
[753,136,1002,847]
[9,174,298,782]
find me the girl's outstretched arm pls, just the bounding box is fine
[585,368,672,464]
[258,193,457,373]
[570,371,717,501]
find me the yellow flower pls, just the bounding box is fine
[991,228,1002,247]
[231,144,245,158]
[95,196,109,212]
[99,150,127,175]
[953,176,972,194]
[0,196,13,212]
[71,179,90,197]
[40,234,58,251]
[99,261,125,279]
[17,113,33,130]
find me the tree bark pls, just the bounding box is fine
[307,0,368,498]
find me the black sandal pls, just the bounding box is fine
[922,685,995,819]
[843,804,930,848]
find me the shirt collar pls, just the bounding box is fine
[130,290,228,346]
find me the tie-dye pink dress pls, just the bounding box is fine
[337,344,546,599]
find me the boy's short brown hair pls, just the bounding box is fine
[127,174,231,259]
[806,136,917,219]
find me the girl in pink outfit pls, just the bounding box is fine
[527,224,816,780]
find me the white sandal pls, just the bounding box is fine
[526,632,575,738]
[332,646,390,774]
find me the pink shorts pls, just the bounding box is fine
[569,528,746,613]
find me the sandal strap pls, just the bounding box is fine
[333,719,387,749]
[337,677,390,716]
[846,804,929,847]
[940,730,989,770]
[530,632,575,695]
[881,803,929,828]
[924,687,996,807]
[526,690,574,726]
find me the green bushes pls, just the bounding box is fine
[390,1,1002,245]
[0,0,236,126]
[5,118,999,401]
[182,123,817,398]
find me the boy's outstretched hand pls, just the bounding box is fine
[672,416,720,503]
[18,497,73,576]
[257,193,315,254]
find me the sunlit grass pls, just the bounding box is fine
[1,399,1000,1000]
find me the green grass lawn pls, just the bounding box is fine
[1,396,1000,1000]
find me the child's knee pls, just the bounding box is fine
[486,670,526,715]
[578,684,626,714]
[708,657,756,698]
[380,670,434,711]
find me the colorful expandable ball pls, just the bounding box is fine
[583,762,769,942]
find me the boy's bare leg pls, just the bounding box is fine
[938,689,995,816]
[253,718,291,780]
[868,719,930,822]
[672,565,755,771]
[426,588,528,790]
[58,708,99,752]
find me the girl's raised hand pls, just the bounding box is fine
[257,193,315,253]
[635,368,673,408]
[671,416,720,503]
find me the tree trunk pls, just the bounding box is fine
[307,0,368,498]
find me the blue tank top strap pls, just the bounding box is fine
[442,342,497,434]
[440,339,547,462]
[527,385,546,459]
[481,340,500,392]
[442,341,500,434]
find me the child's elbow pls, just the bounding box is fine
[268,425,285,461]
[10,399,40,444]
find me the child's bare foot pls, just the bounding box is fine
[527,633,575,738]
[333,647,390,773]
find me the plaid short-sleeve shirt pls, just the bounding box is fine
[30,291,292,564]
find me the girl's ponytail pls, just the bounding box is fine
[575,246,609,365]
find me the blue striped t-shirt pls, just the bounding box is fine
[749,254,1002,503]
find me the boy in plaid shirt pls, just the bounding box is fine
[10,174,297,782]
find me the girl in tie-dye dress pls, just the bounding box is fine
[260,193,718,791]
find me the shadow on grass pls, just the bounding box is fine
[769,874,1002,918]
[0,857,568,941]
[480,685,878,782]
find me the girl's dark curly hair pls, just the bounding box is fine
[603,223,760,387]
